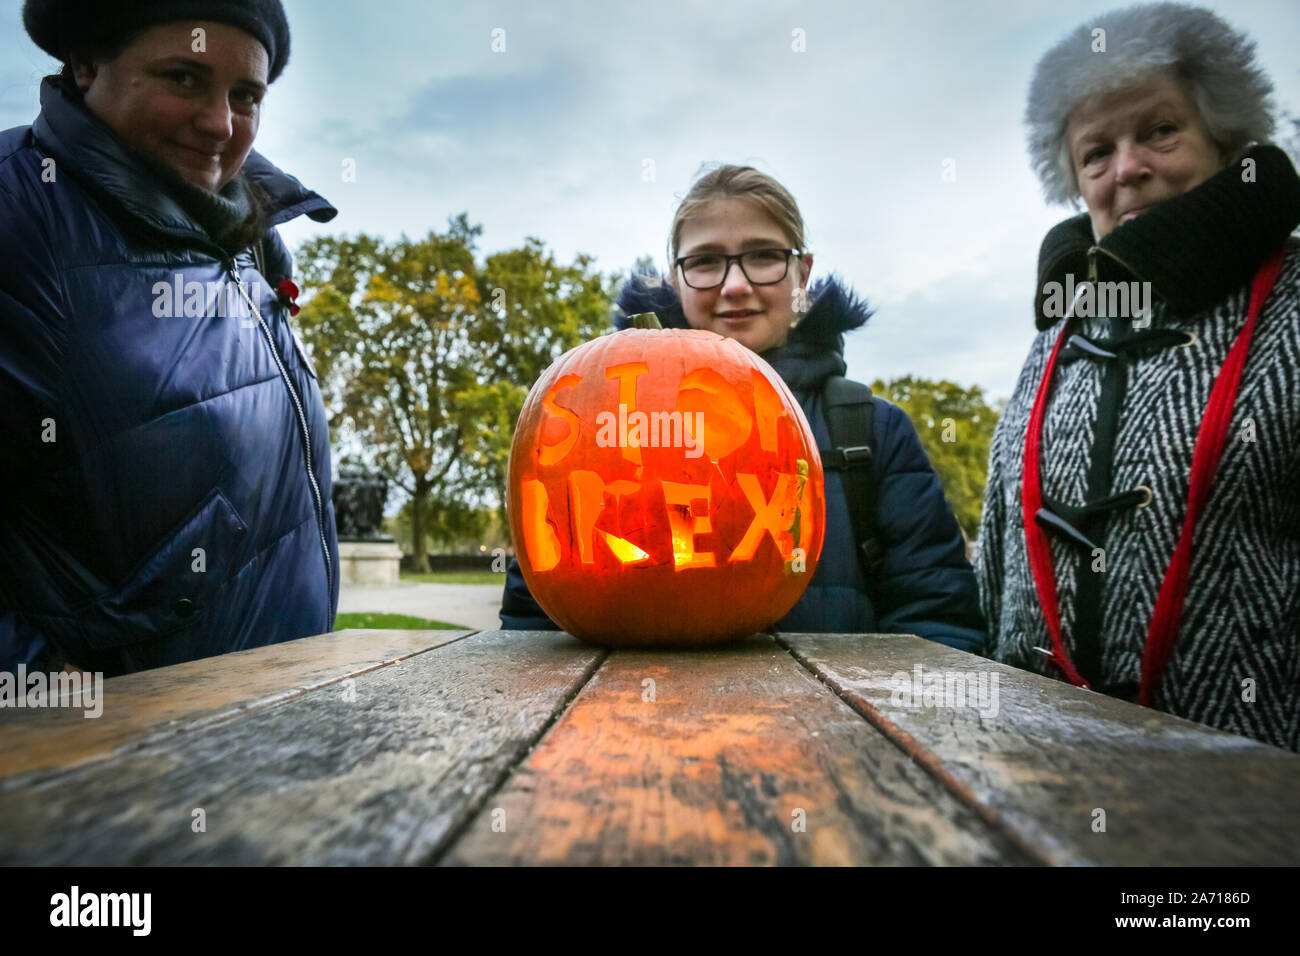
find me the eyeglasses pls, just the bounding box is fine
[674,248,800,290]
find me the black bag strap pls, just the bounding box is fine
[821,376,885,578]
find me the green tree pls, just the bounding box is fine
[294,215,611,571]
[869,376,1003,538]
[389,500,510,556]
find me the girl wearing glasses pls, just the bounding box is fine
[502,164,986,651]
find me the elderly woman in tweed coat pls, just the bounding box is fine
[976,2,1300,751]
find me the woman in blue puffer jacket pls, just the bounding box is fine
[0,0,339,675]
[501,164,985,653]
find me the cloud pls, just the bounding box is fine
[9,0,1293,401]
[843,271,1038,401]
[398,60,596,143]
[0,71,45,128]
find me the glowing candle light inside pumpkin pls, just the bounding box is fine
[537,375,581,467]
[520,478,561,572]
[605,362,648,464]
[568,470,648,565]
[661,480,715,570]
[507,325,826,645]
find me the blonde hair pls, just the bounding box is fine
[669,164,808,275]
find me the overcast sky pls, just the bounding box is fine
[4,0,1298,400]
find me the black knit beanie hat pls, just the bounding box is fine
[23,0,291,83]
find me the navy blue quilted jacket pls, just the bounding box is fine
[500,272,987,653]
[0,79,340,675]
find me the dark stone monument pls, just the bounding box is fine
[332,464,392,542]
[332,465,402,585]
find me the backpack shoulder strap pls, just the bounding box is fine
[821,376,885,577]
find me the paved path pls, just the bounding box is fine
[338,581,505,631]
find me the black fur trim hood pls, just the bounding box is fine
[613,268,874,355]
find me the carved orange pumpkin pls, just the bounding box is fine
[507,324,825,645]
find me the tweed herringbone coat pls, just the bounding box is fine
[976,145,1300,751]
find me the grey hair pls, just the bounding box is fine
[1026,2,1275,205]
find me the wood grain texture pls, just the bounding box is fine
[780,632,1300,865]
[441,634,1038,865]
[0,629,472,782]
[0,630,602,865]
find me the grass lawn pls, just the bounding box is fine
[400,571,504,586]
[335,612,463,630]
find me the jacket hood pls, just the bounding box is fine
[1034,144,1300,329]
[613,269,874,354]
[30,77,336,250]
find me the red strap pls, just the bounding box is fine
[1137,247,1286,704]
[1022,248,1286,702]
[1022,313,1088,687]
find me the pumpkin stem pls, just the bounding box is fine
[627,311,663,330]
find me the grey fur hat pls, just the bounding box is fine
[1025,2,1275,205]
[23,0,291,83]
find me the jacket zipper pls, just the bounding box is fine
[1087,244,1142,284]
[228,261,335,609]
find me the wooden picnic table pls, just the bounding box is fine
[2,627,1298,866]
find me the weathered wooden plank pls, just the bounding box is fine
[0,630,602,865]
[440,634,1040,865]
[0,629,472,782]
[780,632,1300,865]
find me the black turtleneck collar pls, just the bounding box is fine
[30,77,337,258]
[1034,144,1300,329]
